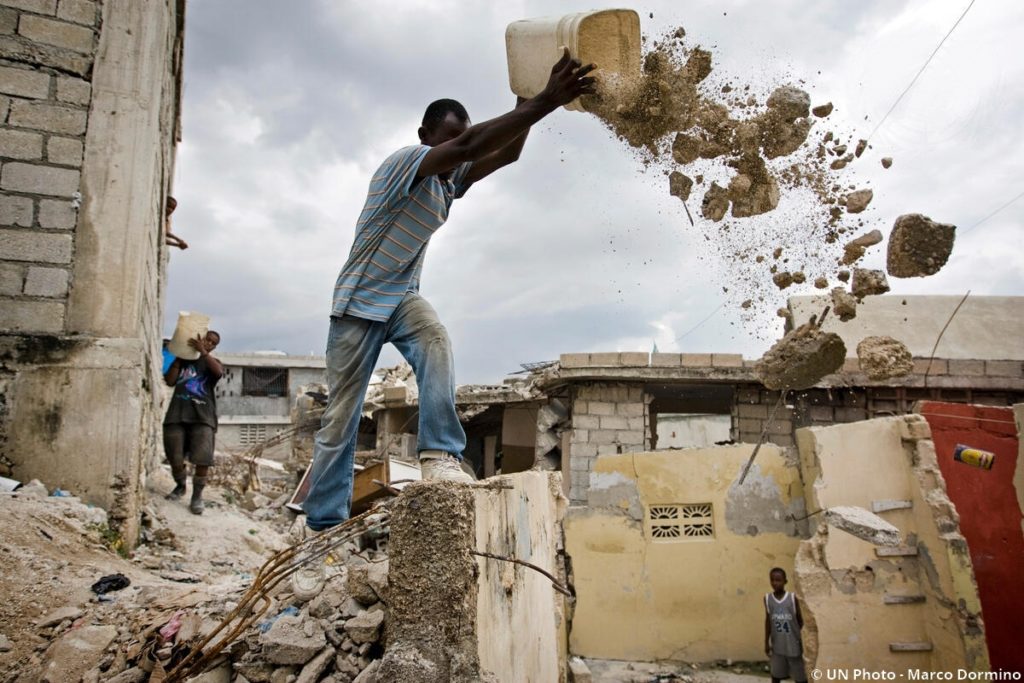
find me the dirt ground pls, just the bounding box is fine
[0,467,290,682]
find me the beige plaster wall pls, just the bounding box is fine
[565,445,805,662]
[795,416,988,672]
[475,471,568,683]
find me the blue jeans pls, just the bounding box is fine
[302,293,466,530]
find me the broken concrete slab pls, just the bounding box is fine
[844,189,873,214]
[766,85,811,121]
[825,506,901,546]
[857,336,914,381]
[40,624,117,683]
[36,605,84,627]
[831,287,857,322]
[295,645,336,683]
[569,656,594,683]
[851,268,890,300]
[887,213,956,278]
[258,615,327,665]
[344,609,384,645]
[755,323,846,391]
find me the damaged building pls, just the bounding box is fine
[1,0,185,543]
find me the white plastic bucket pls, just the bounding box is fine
[167,311,210,360]
[505,9,641,112]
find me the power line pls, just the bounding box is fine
[673,301,726,345]
[962,188,1024,233]
[866,0,977,143]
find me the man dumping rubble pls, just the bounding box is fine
[293,50,595,597]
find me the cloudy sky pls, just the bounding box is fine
[166,0,1024,383]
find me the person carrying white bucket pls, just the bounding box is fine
[163,329,223,514]
[291,49,595,600]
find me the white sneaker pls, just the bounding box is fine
[420,452,475,483]
[291,526,326,601]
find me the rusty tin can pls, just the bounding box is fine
[953,444,995,470]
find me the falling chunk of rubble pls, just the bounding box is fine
[831,287,858,322]
[671,132,701,164]
[766,85,811,120]
[741,299,753,309]
[851,268,890,300]
[886,213,956,278]
[854,139,867,158]
[844,189,873,214]
[841,228,884,265]
[811,102,834,118]
[772,271,794,290]
[777,307,792,320]
[814,277,828,289]
[837,269,850,282]
[857,336,914,380]
[825,506,901,546]
[669,171,694,201]
[701,182,730,221]
[755,322,847,390]
[773,247,783,259]
[727,154,780,217]
[791,271,806,285]
[881,157,893,169]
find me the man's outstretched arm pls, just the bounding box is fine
[462,97,530,185]
[417,49,594,179]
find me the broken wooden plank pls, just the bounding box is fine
[890,642,933,652]
[884,594,926,605]
[872,499,912,513]
[875,545,918,558]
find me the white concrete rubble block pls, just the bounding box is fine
[569,656,593,683]
[825,505,901,546]
[0,194,33,226]
[0,63,51,98]
[0,128,44,159]
[18,13,95,53]
[1,161,80,195]
[8,100,87,135]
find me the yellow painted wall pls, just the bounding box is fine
[795,417,988,672]
[565,445,804,662]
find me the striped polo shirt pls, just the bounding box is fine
[331,145,472,322]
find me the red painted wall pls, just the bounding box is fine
[920,401,1022,672]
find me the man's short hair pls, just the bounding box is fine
[422,99,469,132]
[770,567,787,580]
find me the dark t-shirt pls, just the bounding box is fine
[164,356,220,430]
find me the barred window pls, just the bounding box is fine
[242,367,288,397]
[239,423,268,446]
[647,503,714,541]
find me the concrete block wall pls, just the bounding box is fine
[0,0,98,331]
[0,0,184,545]
[568,382,651,502]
